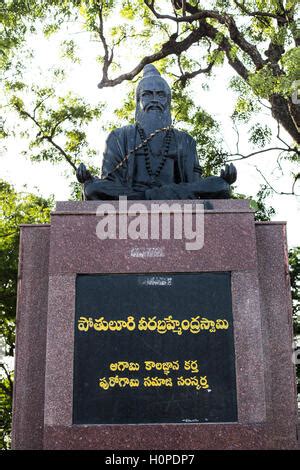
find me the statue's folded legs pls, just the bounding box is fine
[83,176,233,201]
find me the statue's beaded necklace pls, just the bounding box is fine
[101,125,173,181]
[137,125,172,185]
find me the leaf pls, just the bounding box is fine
[249,199,259,211]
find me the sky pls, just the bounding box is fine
[1,14,299,247]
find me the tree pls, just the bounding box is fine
[0,180,53,449]
[96,1,299,144]
[1,1,299,196]
[95,0,300,194]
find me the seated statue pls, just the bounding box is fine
[76,64,237,200]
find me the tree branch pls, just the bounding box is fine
[95,0,299,144]
[98,0,264,87]
[33,92,54,119]
[98,17,251,87]
[174,49,219,86]
[97,0,114,84]
[271,95,300,145]
[254,165,300,196]
[226,147,294,162]
[145,1,225,23]
[19,110,77,171]
[0,231,18,239]
[146,0,264,68]
[204,22,250,81]
[233,0,288,22]
[50,114,72,139]
[98,22,212,88]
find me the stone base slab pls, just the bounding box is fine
[12,200,298,449]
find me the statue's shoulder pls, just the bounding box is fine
[173,128,196,146]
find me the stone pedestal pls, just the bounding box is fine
[12,200,298,449]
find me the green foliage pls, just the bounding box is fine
[171,82,227,174]
[249,123,272,148]
[280,47,300,86]
[120,2,135,20]
[0,365,13,450]
[234,185,276,221]
[70,181,85,201]
[60,39,81,64]
[189,109,226,174]
[6,84,103,170]
[0,0,80,71]
[111,87,136,129]
[0,180,53,449]
[0,180,53,334]
[248,64,298,100]
[290,246,300,325]
[172,83,194,124]
[252,186,276,221]
[232,96,259,122]
[289,245,300,395]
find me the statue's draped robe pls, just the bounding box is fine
[85,125,203,200]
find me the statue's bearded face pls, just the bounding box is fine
[139,85,168,113]
[135,77,172,131]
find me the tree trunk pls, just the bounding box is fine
[270,94,300,145]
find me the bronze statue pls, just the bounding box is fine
[77,64,236,200]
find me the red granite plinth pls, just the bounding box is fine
[12,200,298,449]
[12,225,50,449]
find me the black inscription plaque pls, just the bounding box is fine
[73,272,237,424]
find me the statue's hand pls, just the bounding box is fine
[76,163,94,184]
[220,163,237,185]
